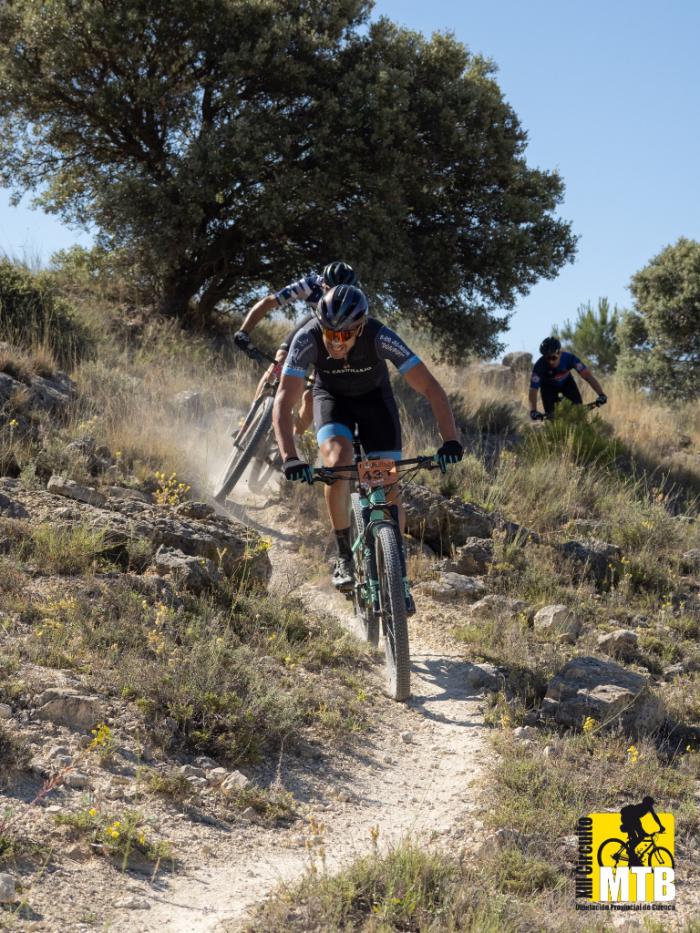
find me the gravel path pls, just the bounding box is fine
[120,479,488,933]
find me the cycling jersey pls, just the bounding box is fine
[282,318,421,398]
[279,313,314,351]
[530,351,590,390]
[275,273,324,308]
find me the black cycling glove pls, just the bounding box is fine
[436,440,463,473]
[282,457,313,484]
[596,393,607,406]
[233,330,251,351]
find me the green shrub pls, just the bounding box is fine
[522,401,624,468]
[0,258,93,367]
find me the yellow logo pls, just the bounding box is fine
[576,800,675,912]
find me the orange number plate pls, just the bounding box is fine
[358,459,397,488]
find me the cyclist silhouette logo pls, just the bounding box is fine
[618,796,667,866]
[577,802,675,907]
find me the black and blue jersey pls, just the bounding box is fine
[530,351,590,390]
[282,317,421,398]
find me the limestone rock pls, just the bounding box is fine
[464,662,502,694]
[681,549,700,573]
[104,486,152,504]
[47,475,106,508]
[557,538,621,585]
[512,726,538,742]
[27,372,75,413]
[0,493,29,519]
[501,351,533,373]
[597,629,639,660]
[221,770,250,794]
[540,656,666,736]
[180,765,206,779]
[64,771,90,789]
[402,485,494,554]
[470,363,515,390]
[466,595,533,623]
[35,689,103,730]
[533,605,580,642]
[440,538,494,575]
[415,573,486,603]
[0,872,16,903]
[150,546,222,594]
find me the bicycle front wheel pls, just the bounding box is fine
[214,395,274,502]
[597,838,630,867]
[350,494,379,648]
[375,524,410,702]
[647,846,674,869]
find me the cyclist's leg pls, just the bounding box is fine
[354,389,404,529]
[540,385,559,415]
[314,391,356,589]
[560,376,583,406]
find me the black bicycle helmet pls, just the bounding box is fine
[315,285,368,330]
[539,336,562,356]
[322,261,356,287]
[642,795,654,807]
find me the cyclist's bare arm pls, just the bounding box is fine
[581,369,605,396]
[528,387,539,411]
[273,374,306,461]
[239,294,278,335]
[403,362,458,443]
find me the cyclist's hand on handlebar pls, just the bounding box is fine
[437,440,463,473]
[596,393,607,406]
[530,409,543,421]
[282,457,313,484]
[233,330,251,351]
[274,348,288,363]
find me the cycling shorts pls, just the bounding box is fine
[312,386,402,459]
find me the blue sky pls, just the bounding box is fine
[1,0,699,356]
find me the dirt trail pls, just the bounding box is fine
[116,479,489,933]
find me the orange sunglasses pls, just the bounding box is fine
[322,323,364,342]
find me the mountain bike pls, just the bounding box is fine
[214,344,282,502]
[312,439,440,702]
[597,831,674,869]
[531,399,606,421]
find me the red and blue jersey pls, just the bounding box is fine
[530,351,589,390]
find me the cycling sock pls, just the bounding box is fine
[334,527,352,560]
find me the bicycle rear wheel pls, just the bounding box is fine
[350,494,379,648]
[597,838,629,867]
[214,395,274,502]
[375,524,410,701]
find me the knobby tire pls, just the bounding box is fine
[350,494,379,648]
[214,396,274,502]
[648,846,674,869]
[597,838,629,867]
[376,524,410,701]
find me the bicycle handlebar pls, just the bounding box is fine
[311,455,438,485]
[535,399,606,421]
[235,341,277,365]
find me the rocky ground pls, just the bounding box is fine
[1,364,699,931]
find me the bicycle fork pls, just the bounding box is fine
[357,498,411,616]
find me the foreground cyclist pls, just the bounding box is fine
[529,336,607,419]
[272,285,463,590]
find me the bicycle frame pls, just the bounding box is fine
[352,482,406,615]
[314,451,436,614]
